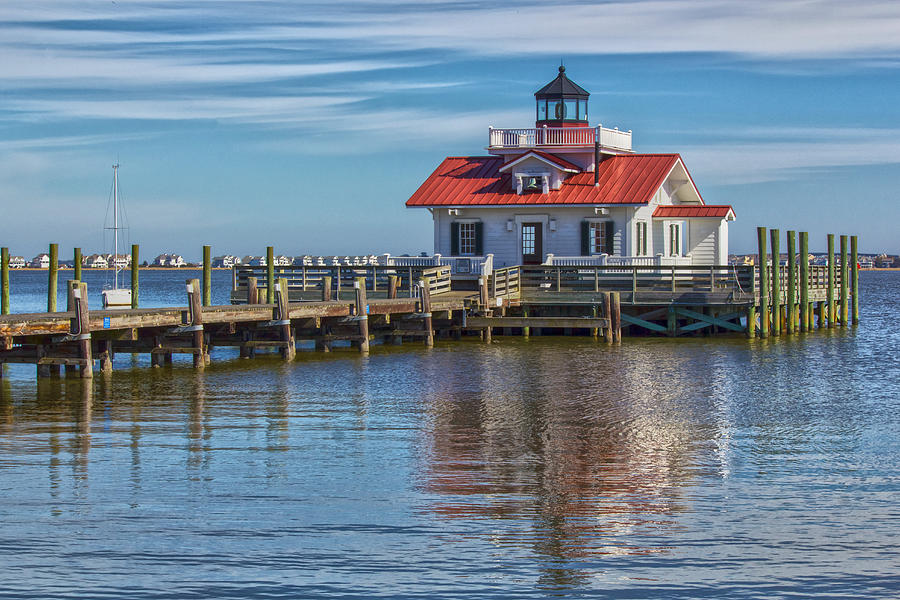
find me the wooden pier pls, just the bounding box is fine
[0,228,860,379]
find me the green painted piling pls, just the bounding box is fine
[73,247,82,281]
[827,234,835,327]
[131,244,139,309]
[770,229,781,335]
[799,232,809,332]
[747,304,756,338]
[786,230,796,334]
[757,227,769,338]
[202,245,211,307]
[1,247,9,315]
[48,243,58,312]
[851,235,859,325]
[839,235,848,326]
[266,246,274,304]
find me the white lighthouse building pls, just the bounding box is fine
[406,66,735,270]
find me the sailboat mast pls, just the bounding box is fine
[113,163,119,290]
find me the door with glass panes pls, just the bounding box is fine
[521,223,542,264]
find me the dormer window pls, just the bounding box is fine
[515,173,550,195]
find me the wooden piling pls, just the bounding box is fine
[667,304,677,337]
[610,291,621,343]
[186,279,205,369]
[851,235,859,325]
[247,277,258,305]
[839,235,848,326]
[131,244,139,309]
[770,229,781,335]
[202,245,211,307]
[747,305,756,338]
[522,307,530,338]
[757,227,769,338]
[277,277,295,360]
[786,231,796,334]
[1,247,8,315]
[601,292,613,343]
[322,276,332,302]
[266,246,275,304]
[48,243,58,312]
[479,276,490,311]
[355,277,370,353]
[827,234,835,327]
[65,280,79,377]
[73,247,82,281]
[74,282,92,378]
[388,275,399,300]
[799,232,809,332]
[420,278,434,347]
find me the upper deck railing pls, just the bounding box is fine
[488,125,632,152]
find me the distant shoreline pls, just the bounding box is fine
[8,267,231,271]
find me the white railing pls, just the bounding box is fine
[388,254,494,276]
[488,125,632,152]
[544,254,693,267]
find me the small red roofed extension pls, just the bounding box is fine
[653,205,735,219]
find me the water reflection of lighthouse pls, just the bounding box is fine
[415,340,735,565]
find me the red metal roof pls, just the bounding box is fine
[406,153,685,207]
[653,205,735,218]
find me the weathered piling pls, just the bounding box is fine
[420,278,434,347]
[354,277,370,353]
[69,281,92,379]
[266,246,275,304]
[611,291,622,343]
[839,235,848,326]
[277,277,295,360]
[786,231,796,334]
[799,232,809,332]
[602,292,613,343]
[388,275,399,299]
[322,276,332,302]
[851,235,859,325]
[186,279,205,369]
[770,229,781,335]
[1,247,8,315]
[757,227,769,338]
[73,247,82,281]
[827,234,835,327]
[48,243,58,312]
[247,277,258,305]
[202,245,211,307]
[131,244,139,309]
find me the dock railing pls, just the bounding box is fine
[544,254,694,267]
[491,266,521,299]
[232,264,451,303]
[389,253,493,277]
[488,125,633,152]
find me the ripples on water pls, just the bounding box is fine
[0,272,898,598]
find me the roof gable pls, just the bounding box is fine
[498,150,581,174]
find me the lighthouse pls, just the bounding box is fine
[406,67,735,270]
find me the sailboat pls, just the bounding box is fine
[101,163,132,309]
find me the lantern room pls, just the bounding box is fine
[535,65,590,128]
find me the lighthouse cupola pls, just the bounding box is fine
[535,65,590,128]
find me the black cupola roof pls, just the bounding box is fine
[535,65,590,99]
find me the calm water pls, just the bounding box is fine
[0,271,897,598]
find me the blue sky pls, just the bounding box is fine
[1,0,899,259]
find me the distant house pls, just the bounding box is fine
[153,253,186,267]
[83,254,108,268]
[30,254,50,268]
[105,253,131,269]
[874,255,894,268]
[274,255,292,267]
[241,255,258,266]
[212,255,242,268]
[9,255,26,269]
[248,256,267,267]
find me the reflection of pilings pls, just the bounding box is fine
[72,378,93,479]
[187,373,209,470]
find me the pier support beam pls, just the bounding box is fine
[187,279,205,369]
[420,278,434,347]
[611,292,621,343]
